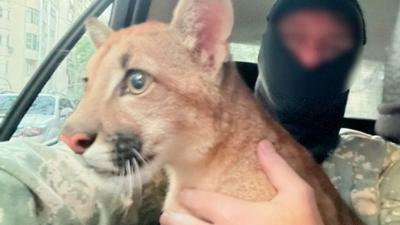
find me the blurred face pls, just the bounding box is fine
[279,9,354,69]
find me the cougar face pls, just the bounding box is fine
[61,0,233,183]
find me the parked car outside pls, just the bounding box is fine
[0,93,74,145]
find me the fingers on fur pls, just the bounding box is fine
[257,140,314,198]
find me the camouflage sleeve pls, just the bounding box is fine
[323,129,400,225]
[0,139,147,225]
[0,171,40,225]
[8,131,400,225]
[379,143,400,225]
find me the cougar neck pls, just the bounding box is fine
[215,63,276,152]
[163,63,283,211]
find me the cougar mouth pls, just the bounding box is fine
[109,133,156,175]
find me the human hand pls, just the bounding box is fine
[159,140,324,225]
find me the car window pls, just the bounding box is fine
[1,0,112,145]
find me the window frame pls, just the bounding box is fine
[25,33,39,51]
[0,5,9,20]
[25,7,40,26]
[0,62,8,75]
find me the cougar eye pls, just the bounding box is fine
[126,69,152,95]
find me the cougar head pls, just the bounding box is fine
[60,0,234,184]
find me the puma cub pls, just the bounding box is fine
[61,0,363,224]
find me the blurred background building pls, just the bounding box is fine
[0,0,93,101]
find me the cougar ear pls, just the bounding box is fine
[85,17,113,48]
[170,0,234,68]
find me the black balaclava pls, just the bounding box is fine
[255,0,366,163]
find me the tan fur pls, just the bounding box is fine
[62,1,364,224]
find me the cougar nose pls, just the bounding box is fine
[60,133,96,154]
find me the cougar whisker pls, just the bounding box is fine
[132,149,149,167]
[120,160,135,220]
[133,159,143,206]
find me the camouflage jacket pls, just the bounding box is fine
[323,129,400,225]
[0,140,165,225]
[1,129,400,225]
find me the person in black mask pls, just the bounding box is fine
[255,0,366,163]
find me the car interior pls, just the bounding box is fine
[1,0,399,142]
[1,1,400,225]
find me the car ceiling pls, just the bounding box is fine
[148,0,400,63]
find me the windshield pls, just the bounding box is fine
[0,95,55,116]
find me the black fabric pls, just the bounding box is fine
[255,0,366,163]
[236,62,259,91]
[375,101,400,144]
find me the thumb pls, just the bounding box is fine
[179,189,248,223]
[257,140,308,195]
[160,211,211,225]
